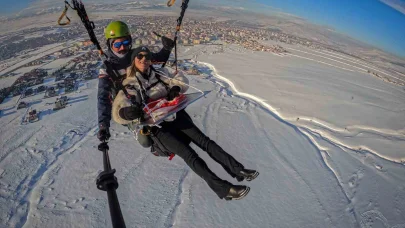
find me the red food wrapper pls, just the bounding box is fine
[143,94,187,119]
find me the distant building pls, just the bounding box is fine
[83,40,93,46]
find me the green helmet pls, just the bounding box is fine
[104,21,130,39]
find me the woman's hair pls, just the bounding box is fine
[126,63,138,79]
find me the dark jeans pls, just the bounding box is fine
[150,110,244,198]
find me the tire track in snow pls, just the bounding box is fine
[207,101,222,140]
[245,101,341,225]
[299,129,360,224]
[21,125,97,228]
[287,47,369,73]
[164,168,189,228]
[230,90,344,226]
[298,126,402,171]
[321,49,405,81]
[0,126,43,167]
[168,84,229,228]
[198,61,361,226]
[289,117,405,164]
[269,129,339,226]
[1,110,22,133]
[287,47,405,85]
[198,61,405,164]
[168,88,224,228]
[121,151,150,182]
[287,53,359,73]
[292,117,405,142]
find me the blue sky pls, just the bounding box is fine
[0,0,31,15]
[253,0,405,57]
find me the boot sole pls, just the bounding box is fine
[224,187,250,201]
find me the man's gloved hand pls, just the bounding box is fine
[119,105,143,120]
[97,124,111,141]
[167,86,181,101]
[162,36,175,50]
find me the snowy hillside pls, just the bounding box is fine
[0,44,405,228]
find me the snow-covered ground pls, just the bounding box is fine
[0,40,84,78]
[0,73,23,90]
[0,53,85,90]
[0,43,404,228]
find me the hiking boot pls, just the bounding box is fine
[224,185,250,201]
[236,169,259,182]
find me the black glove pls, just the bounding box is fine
[167,86,181,101]
[119,105,143,120]
[162,36,175,50]
[97,124,110,141]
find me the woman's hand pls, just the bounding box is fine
[119,105,143,120]
[162,36,175,50]
[168,86,181,100]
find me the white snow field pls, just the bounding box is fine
[0,44,405,228]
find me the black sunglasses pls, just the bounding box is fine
[136,53,151,60]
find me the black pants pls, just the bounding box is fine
[151,110,244,198]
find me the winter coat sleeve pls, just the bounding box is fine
[97,66,113,127]
[159,68,189,93]
[151,48,171,63]
[112,77,141,125]
[111,90,134,125]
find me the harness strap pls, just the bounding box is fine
[134,75,149,105]
[131,68,171,105]
[146,74,170,92]
[122,85,138,105]
[151,67,170,90]
[150,130,176,160]
[162,0,190,70]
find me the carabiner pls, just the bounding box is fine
[167,0,176,7]
[57,5,71,26]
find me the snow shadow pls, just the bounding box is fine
[38,109,54,120]
[43,77,56,84]
[194,64,216,77]
[1,106,15,112]
[68,95,88,105]
[28,99,42,106]
[0,110,16,117]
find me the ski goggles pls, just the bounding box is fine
[112,39,131,48]
[136,53,152,60]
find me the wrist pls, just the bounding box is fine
[99,123,109,129]
[163,45,173,51]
